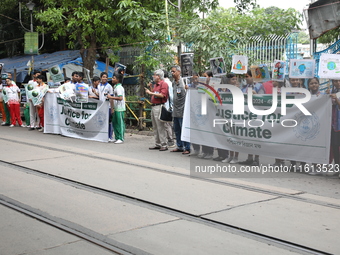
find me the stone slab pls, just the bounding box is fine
[0,167,177,235]
[111,219,300,255]
[17,155,277,215]
[205,198,340,254]
[0,205,112,255]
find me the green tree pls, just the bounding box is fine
[317,28,340,45]
[234,0,258,13]
[298,31,310,44]
[0,0,28,57]
[35,0,218,76]
[172,7,301,73]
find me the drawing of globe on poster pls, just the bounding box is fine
[289,59,315,78]
[318,53,340,79]
[48,65,64,83]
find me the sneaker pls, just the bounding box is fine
[28,127,35,131]
[251,160,260,166]
[38,127,44,132]
[203,154,213,159]
[21,124,26,128]
[1,123,10,126]
[108,138,116,143]
[114,139,123,144]
[230,158,238,164]
[213,156,224,161]
[239,159,253,165]
[222,157,232,163]
[9,124,14,128]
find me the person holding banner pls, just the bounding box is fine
[35,75,48,132]
[330,80,340,174]
[170,65,190,154]
[4,78,24,127]
[222,73,239,164]
[107,73,125,144]
[239,70,263,166]
[98,72,114,141]
[28,71,41,130]
[0,78,7,125]
[89,76,100,99]
[145,69,169,151]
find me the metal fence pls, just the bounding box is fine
[237,33,299,69]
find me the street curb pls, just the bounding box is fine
[126,128,154,136]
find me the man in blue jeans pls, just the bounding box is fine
[170,65,190,154]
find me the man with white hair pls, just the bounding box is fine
[145,69,169,151]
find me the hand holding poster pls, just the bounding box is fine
[59,82,76,102]
[231,55,248,74]
[75,83,89,103]
[48,65,64,83]
[250,64,270,82]
[318,53,340,79]
[181,53,194,77]
[272,60,286,81]
[289,59,315,78]
[210,57,226,76]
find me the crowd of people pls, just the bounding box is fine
[1,66,340,177]
[0,70,126,144]
[144,66,340,177]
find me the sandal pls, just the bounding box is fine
[182,150,190,154]
[171,148,184,152]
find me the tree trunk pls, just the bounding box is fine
[79,35,97,77]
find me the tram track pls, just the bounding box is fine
[1,136,340,210]
[0,158,335,255]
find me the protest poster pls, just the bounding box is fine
[318,53,340,79]
[25,82,48,106]
[181,53,194,77]
[44,93,109,142]
[250,64,270,82]
[59,82,76,102]
[2,87,8,103]
[209,57,226,76]
[272,60,286,81]
[75,83,89,103]
[289,59,315,78]
[231,55,248,74]
[48,65,64,83]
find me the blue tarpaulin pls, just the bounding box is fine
[0,50,115,82]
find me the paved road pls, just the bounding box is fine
[0,126,339,254]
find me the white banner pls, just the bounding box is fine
[44,93,109,142]
[182,90,332,164]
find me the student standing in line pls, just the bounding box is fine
[4,78,24,127]
[89,76,100,99]
[35,75,48,132]
[107,73,126,144]
[98,72,114,142]
[330,80,340,175]
[239,70,264,166]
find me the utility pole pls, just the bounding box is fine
[167,0,182,66]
